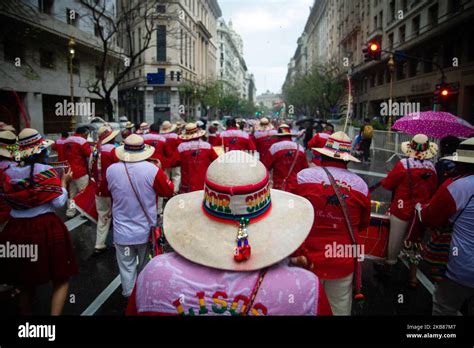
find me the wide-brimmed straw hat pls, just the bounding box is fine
[97,126,119,145]
[163,151,314,271]
[115,134,154,162]
[275,124,298,137]
[179,123,206,140]
[124,121,135,130]
[0,130,17,159]
[17,128,54,159]
[138,122,150,135]
[401,134,438,160]
[258,117,274,131]
[160,121,177,134]
[442,137,474,164]
[211,121,221,128]
[314,131,360,163]
[0,122,16,133]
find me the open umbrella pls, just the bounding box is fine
[392,111,474,139]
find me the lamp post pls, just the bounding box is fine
[387,54,396,131]
[68,37,76,132]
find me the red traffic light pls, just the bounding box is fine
[441,89,449,97]
[369,43,380,52]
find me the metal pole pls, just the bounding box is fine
[70,55,75,131]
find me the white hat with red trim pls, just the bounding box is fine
[17,128,54,159]
[0,130,17,159]
[163,150,314,271]
[179,123,206,140]
[313,131,360,163]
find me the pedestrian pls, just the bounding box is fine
[359,118,373,163]
[90,126,119,254]
[63,126,92,217]
[308,123,334,166]
[253,117,278,166]
[303,121,314,149]
[263,124,308,191]
[121,121,135,140]
[141,123,167,168]
[291,132,371,315]
[0,130,18,231]
[170,123,219,193]
[52,132,69,163]
[375,134,438,288]
[207,121,222,147]
[0,128,77,315]
[159,121,181,193]
[105,134,174,297]
[435,136,461,186]
[136,122,150,135]
[126,150,332,316]
[418,137,474,315]
[220,118,257,152]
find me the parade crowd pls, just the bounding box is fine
[0,117,473,316]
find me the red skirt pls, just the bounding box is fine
[0,213,78,287]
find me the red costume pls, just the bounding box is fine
[52,137,68,162]
[91,143,118,197]
[141,133,167,168]
[63,135,92,179]
[220,128,256,152]
[160,132,181,168]
[253,130,278,166]
[308,132,331,166]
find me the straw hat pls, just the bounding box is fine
[314,131,360,163]
[0,130,17,159]
[160,121,177,134]
[0,123,16,133]
[258,117,274,131]
[115,134,154,162]
[139,122,150,134]
[163,151,314,271]
[97,126,119,145]
[442,137,474,164]
[17,128,54,159]
[179,123,206,140]
[211,121,221,128]
[275,124,298,137]
[124,121,135,130]
[401,134,438,160]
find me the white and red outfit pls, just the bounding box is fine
[126,252,332,316]
[106,160,174,296]
[160,132,182,193]
[263,140,308,191]
[220,128,256,152]
[253,129,278,166]
[381,157,438,264]
[308,132,331,166]
[63,135,92,216]
[91,143,118,250]
[141,133,167,168]
[207,133,222,147]
[171,140,218,193]
[0,159,16,227]
[52,136,68,162]
[291,161,371,315]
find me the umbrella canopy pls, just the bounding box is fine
[392,111,474,139]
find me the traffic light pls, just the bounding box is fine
[170,71,175,81]
[434,83,449,104]
[176,72,181,81]
[363,41,382,62]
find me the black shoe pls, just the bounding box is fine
[93,247,107,256]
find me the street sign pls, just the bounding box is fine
[147,71,165,85]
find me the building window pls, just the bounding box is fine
[95,65,102,79]
[396,61,408,80]
[38,0,53,14]
[399,25,406,44]
[408,59,421,77]
[388,32,394,50]
[428,4,439,27]
[389,0,395,22]
[154,91,170,105]
[156,25,167,62]
[412,15,420,36]
[449,0,461,14]
[40,49,55,69]
[156,4,166,13]
[4,38,24,62]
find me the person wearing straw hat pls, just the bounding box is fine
[140,123,167,169]
[159,121,181,193]
[0,122,16,133]
[290,132,371,315]
[63,126,92,217]
[207,120,222,147]
[136,122,150,135]
[170,123,219,193]
[0,128,77,315]
[121,121,135,139]
[374,134,438,287]
[90,126,120,254]
[263,124,308,191]
[0,130,18,230]
[308,123,334,166]
[220,118,257,152]
[106,134,174,297]
[126,151,332,316]
[417,137,474,315]
[52,132,69,163]
[253,117,278,167]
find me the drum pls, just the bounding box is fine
[359,213,390,260]
[73,180,98,224]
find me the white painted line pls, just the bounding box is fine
[400,258,435,295]
[65,215,88,232]
[349,168,387,178]
[81,275,121,316]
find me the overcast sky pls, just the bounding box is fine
[218,0,313,96]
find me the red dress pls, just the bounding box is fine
[63,135,92,179]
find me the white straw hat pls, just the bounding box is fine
[17,128,54,159]
[163,151,314,272]
[160,121,177,134]
[0,130,17,159]
[314,131,360,163]
[97,126,119,144]
[179,123,206,140]
[115,134,154,162]
[401,134,438,160]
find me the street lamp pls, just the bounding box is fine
[68,37,76,131]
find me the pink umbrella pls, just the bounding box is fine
[392,111,474,139]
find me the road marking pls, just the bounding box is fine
[81,275,121,316]
[349,168,387,178]
[400,258,435,295]
[65,215,88,232]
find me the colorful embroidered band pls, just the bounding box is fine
[324,137,352,157]
[410,140,429,152]
[124,143,146,152]
[19,132,44,151]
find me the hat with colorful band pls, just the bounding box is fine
[0,130,18,159]
[17,128,54,160]
[160,121,177,134]
[163,150,314,272]
[179,123,206,140]
[115,134,154,162]
[314,131,360,163]
[275,124,298,137]
[401,134,438,160]
[97,126,119,145]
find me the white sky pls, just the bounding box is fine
[218,0,313,96]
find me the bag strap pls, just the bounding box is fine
[123,163,153,226]
[281,144,301,189]
[243,268,268,316]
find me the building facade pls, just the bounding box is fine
[0,0,119,134]
[256,90,282,110]
[118,0,222,125]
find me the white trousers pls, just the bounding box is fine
[95,195,112,250]
[66,174,89,217]
[386,214,410,265]
[115,243,149,297]
[157,167,181,214]
[320,273,353,316]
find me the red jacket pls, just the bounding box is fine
[0,160,15,224]
[291,161,371,280]
[160,133,181,168]
[381,157,438,221]
[207,134,222,147]
[308,132,331,166]
[220,128,256,152]
[52,137,68,162]
[263,140,308,190]
[253,130,278,166]
[91,144,118,197]
[63,135,92,179]
[141,133,167,168]
[171,140,218,193]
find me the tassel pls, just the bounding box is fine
[234,217,251,262]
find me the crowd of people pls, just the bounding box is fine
[0,117,473,316]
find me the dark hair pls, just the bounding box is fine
[226,118,237,128]
[325,123,335,132]
[150,122,161,133]
[61,132,69,138]
[76,126,89,135]
[440,136,460,157]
